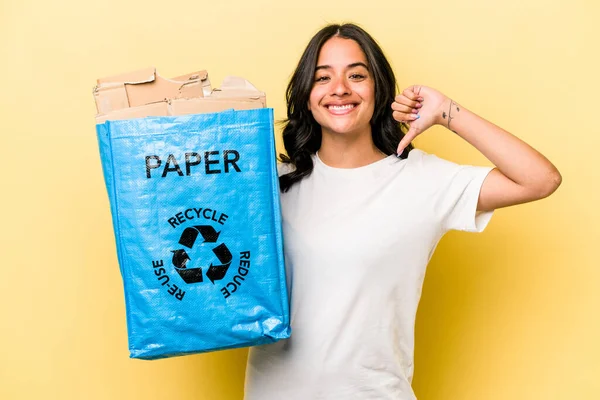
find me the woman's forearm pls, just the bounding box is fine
[438,98,562,198]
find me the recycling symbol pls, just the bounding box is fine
[171,225,232,284]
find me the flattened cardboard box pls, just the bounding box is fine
[94,68,267,122]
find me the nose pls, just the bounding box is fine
[331,75,351,96]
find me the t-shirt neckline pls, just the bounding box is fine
[314,151,397,175]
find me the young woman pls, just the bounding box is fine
[244,23,561,400]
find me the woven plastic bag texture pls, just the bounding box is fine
[96,108,290,359]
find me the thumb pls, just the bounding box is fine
[396,125,419,157]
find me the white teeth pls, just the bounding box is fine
[328,104,355,110]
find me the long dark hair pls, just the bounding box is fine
[279,23,413,192]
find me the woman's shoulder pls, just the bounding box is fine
[401,148,475,185]
[406,148,459,171]
[404,148,493,191]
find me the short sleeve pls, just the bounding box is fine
[410,150,494,233]
[441,164,494,232]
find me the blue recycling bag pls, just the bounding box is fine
[96,108,290,359]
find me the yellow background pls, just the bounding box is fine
[1,0,598,399]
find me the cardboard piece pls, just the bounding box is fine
[210,76,266,102]
[94,68,266,123]
[93,68,211,115]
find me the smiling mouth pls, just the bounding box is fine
[326,103,358,115]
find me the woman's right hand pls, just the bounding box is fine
[391,85,450,155]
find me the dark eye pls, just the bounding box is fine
[314,76,330,82]
[350,74,366,80]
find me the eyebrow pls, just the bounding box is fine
[315,62,370,71]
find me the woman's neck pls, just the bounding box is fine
[318,131,386,168]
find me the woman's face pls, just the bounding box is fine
[308,37,375,139]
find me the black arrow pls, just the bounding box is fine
[213,243,232,264]
[197,225,220,243]
[171,249,203,284]
[172,249,190,268]
[206,243,233,284]
[178,225,220,248]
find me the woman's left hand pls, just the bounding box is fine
[391,85,449,155]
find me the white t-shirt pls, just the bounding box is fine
[244,149,494,400]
